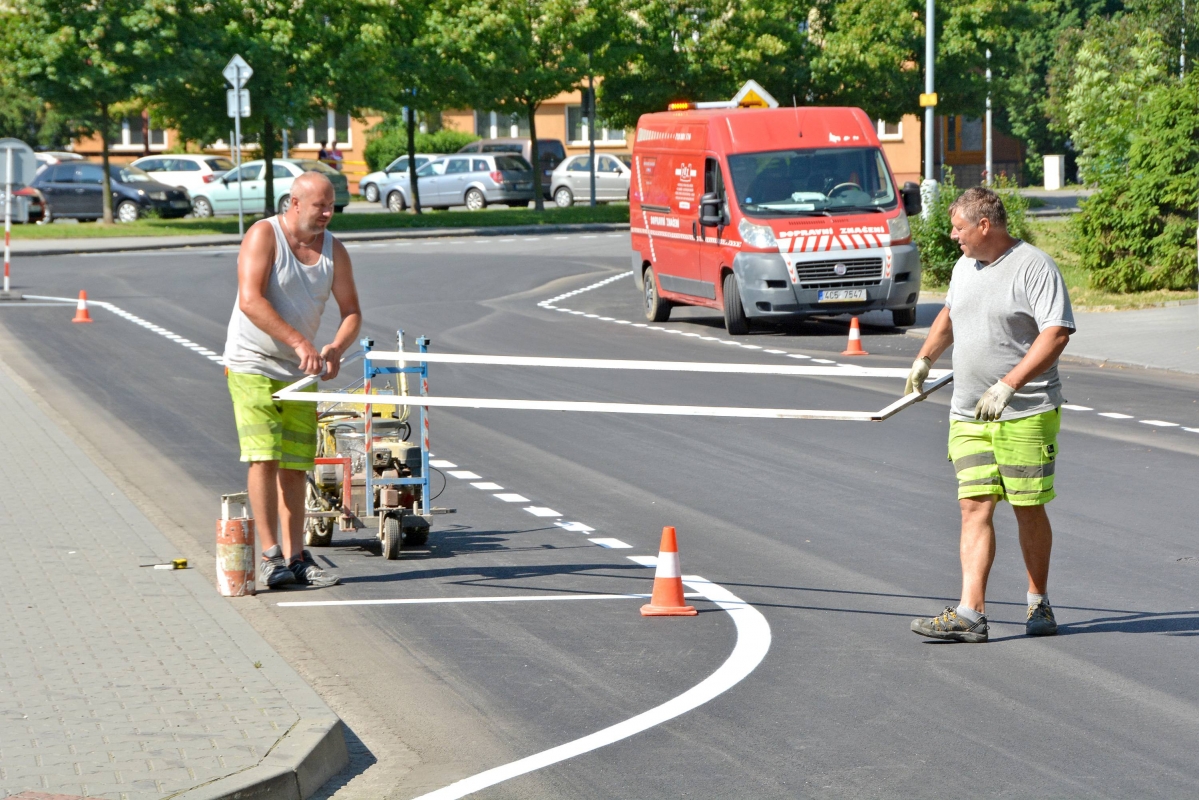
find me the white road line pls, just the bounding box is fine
[1098,412,1134,419]
[278,593,662,608]
[471,482,504,491]
[447,470,482,479]
[1184,428,1199,434]
[554,521,595,533]
[1062,404,1093,411]
[764,349,786,354]
[523,506,561,517]
[811,358,837,364]
[410,573,770,800]
[1140,419,1180,427]
[429,459,458,468]
[590,538,632,549]
[493,493,530,503]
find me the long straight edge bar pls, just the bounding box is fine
[873,373,954,420]
[277,351,366,393]
[364,350,948,380]
[274,391,881,421]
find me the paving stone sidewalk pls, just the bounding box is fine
[0,363,345,799]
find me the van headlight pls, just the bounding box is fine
[887,210,911,243]
[738,218,778,249]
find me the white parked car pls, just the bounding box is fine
[550,153,631,207]
[129,154,235,206]
[358,153,438,203]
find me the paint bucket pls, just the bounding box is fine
[217,492,255,597]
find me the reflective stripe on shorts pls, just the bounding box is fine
[948,407,1060,506]
[227,371,317,470]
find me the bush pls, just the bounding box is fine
[911,170,1033,286]
[364,129,480,172]
[1069,73,1199,292]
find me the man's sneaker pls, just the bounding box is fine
[290,549,340,588]
[1026,601,1058,636]
[260,544,297,589]
[911,607,989,643]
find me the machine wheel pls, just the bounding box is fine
[464,188,487,211]
[891,307,917,327]
[722,272,750,335]
[191,196,213,218]
[305,516,334,547]
[387,191,406,213]
[381,515,402,560]
[554,186,574,208]
[277,194,291,214]
[117,200,140,223]
[363,183,379,203]
[643,266,671,322]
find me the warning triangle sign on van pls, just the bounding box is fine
[731,80,778,109]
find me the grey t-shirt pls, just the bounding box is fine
[945,240,1075,421]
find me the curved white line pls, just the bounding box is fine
[411,574,771,800]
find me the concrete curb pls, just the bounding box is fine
[12,221,630,257]
[170,718,349,800]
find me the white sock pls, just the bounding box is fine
[956,604,984,623]
[1028,592,1048,607]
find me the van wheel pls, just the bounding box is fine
[554,187,574,208]
[891,307,917,327]
[363,183,379,203]
[465,188,486,211]
[722,272,750,335]
[387,191,406,213]
[643,266,671,322]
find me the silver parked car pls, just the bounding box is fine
[380,153,535,212]
[360,153,438,204]
[550,154,631,207]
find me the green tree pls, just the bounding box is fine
[10,0,169,223]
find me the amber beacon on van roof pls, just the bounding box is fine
[631,83,924,336]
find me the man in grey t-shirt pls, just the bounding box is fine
[903,188,1074,643]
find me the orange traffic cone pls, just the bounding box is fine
[640,526,697,617]
[72,290,94,324]
[841,316,867,355]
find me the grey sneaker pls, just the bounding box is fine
[1026,601,1058,636]
[290,549,340,588]
[911,606,989,643]
[260,544,297,589]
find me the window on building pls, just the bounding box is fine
[566,105,626,144]
[876,120,902,140]
[288,112,352,147]
[121,116,166,148]
[959,117,982,151]
[474,110,531,139]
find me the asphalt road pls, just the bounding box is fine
[2,233,1198,799]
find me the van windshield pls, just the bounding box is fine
[727,147,897,215]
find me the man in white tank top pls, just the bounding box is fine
[223,172,361,589]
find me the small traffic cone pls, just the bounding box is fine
[72,290,94,324]
[840,316,867,355]
[641,526,697,617]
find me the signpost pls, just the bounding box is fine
[223,55,253,236]
[0,138,37,301]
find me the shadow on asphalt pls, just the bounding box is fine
[337,560,651,587]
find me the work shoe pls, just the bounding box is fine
[290,549,341,588]
[260,544,297,589]
[1026,601,1058,636]
[911,606,989,643]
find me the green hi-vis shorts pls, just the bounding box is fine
[948,407,1060,506]
[227,371,317,471]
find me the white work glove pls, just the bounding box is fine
[974,381,1016,421]
[903,357,932,396]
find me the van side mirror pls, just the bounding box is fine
[699,191,724,227]
[901,182,922,216]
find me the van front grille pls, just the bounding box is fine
[794,257,883,288]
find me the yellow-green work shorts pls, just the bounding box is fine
[227,371,317,471]
[948,407,1060,506]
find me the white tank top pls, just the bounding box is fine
[223,216,335,380]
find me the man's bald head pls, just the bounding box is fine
[287,170,336,234]
[291,170,335,203]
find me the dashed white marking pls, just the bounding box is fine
[811,358,837,364]
[524,506,562,517]
[554,521,595,533]
[1062,404,1093,411]
[764,349,786,354]
[429,459,458,468]
[471,482,504,491]
[493,493,530,503]
[590,538,632,549]
[1098,413,1134,419]
[1184,428,1199,434]
[740,344,762,350]
[1140,419,1180,427]
[447,470,482,480]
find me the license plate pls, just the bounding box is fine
[818,289,867,303]
[516,182,531,190]
[171,200,190,208]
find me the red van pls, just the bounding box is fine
[630,106,922,334]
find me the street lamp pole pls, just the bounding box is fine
[985,49,993,187]
[924,0,935,183]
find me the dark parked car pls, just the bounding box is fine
[457,138,566,198]
[32,162,192,222]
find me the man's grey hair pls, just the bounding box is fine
[949,187,1008,229]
